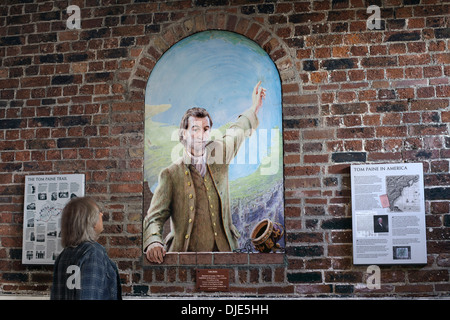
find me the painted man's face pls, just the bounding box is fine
[183,116,211,156]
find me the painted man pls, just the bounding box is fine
[143,82,266,263]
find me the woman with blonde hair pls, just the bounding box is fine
[51,197,121,300]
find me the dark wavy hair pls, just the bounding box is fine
[178,107,213,143]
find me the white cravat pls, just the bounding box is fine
[185,150,207,177]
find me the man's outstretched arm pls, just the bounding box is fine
[250,81,266,115]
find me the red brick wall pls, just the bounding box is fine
[0,0,449,298]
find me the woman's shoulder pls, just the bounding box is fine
[78,241,107,258]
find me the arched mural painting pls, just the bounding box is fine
[143,30,284,261]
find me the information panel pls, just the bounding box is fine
[196,269,230,292]
[22,174,85,265]
[351,163,427,265]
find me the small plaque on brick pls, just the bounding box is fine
[196,269,229,292]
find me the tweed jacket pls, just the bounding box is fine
[143,109,259,252]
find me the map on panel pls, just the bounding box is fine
[386,175,421,212]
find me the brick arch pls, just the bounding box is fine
[128,13,298,99]
[134,12,297,220]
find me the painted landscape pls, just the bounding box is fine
[144,31,284,252]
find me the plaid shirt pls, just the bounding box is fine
[51,241,121,300]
